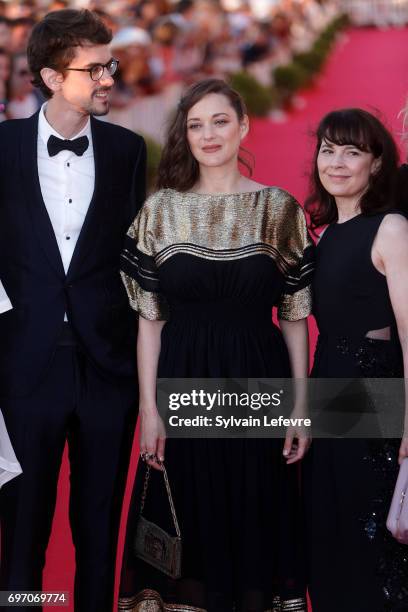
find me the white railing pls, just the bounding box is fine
[342,0,408,26]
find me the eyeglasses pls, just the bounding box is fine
[65,58,119,82]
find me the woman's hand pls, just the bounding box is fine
[394,436,408,544]
[283,426,311,464]
[137,318,166,470]
[398,435,408,465]
[395,526,408,545]
[139,407,166,471]
[278,318,310,465]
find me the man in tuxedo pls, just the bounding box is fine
[0,9,146,611]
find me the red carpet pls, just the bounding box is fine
[42,27,408,611]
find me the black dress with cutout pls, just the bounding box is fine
[304,212,408,612]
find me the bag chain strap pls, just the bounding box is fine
[140,462,181,538]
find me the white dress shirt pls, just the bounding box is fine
[0,286,22,487]
[37,102,95,275]
[0,409,22,488]
[0,280,12,314]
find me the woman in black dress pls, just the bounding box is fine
[304,109,408,612]
[118,79,313,612]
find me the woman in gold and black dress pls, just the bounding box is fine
[118,79,313,612]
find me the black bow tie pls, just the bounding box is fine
[47,134,89,157]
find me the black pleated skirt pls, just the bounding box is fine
[119,318,307,612]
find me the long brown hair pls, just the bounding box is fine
[305,108,399,230]
[157,78,253,191]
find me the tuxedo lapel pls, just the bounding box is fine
[66,117,112,279]
[21,112,65,278]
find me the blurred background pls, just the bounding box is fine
[1,1,406,608]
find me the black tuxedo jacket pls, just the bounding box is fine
[0,112,146,397]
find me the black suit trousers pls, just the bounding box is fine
[0,346,137,612]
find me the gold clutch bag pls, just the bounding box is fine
[134,462,182,579]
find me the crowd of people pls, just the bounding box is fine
[1,0,407,133]
[0,0,339,127]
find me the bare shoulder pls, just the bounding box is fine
[375,214,408,262]
[378,213,408,240]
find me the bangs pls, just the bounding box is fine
[318,109,382,156]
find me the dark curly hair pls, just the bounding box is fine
[157,78,253,191]
[305,108,399,230]
[27,9,112,99]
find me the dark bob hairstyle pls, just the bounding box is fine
[157,78,253,192]
[305,108,399,230]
